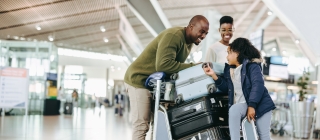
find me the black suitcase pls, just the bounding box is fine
[179,126,231,140]
[64,102,73,115]
[168,95,229,125]
[168,96,212,124]
[168,95,229,139]
[171,111,229,139]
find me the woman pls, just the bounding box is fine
[204,16,234,63]
[203,38,276,140]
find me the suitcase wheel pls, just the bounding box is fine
[170,73,178,80]
[175,95,183,104]
[207,84,217,94]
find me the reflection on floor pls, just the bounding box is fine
[0,107,131,140]
[0,107,308,140]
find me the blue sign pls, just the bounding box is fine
[46,73,57,81]
[270,56,288,66]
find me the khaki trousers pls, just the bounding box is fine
[125,83,153,140]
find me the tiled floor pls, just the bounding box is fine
[0,107,312,140]
[0,107,132,140]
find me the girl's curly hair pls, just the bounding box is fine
[229,37,261,64]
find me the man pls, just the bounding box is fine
[114,91,124,116]
[124,15,209,140]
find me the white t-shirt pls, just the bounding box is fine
[230,65,246,104]
[204,41,228,63]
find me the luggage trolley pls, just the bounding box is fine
[270,102,290,136]
[153,79,173,140]
[152,80,231,140]
[145,72,175,140]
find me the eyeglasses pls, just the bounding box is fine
[219,28,235,33]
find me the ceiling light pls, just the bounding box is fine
[312,81,318,85]
[267,11,273,16]
[13,36,19,40]
[48,35,54,41]
[295,39,300,44]
[272,48,276,51]
[20,37,26,40]
[282,50,287,54]
[36,25,41,30]
[100,26,106,32]
[117,67,121,70]
[261,51,266,57]
[103,37,109,43]
[110,65,114,69]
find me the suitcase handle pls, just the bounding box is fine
[175,109,196,118]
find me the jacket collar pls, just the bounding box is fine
[225,58,262,86]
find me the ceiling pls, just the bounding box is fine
[0,0,300,58]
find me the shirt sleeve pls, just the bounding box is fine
[204,46,217,62]
[155,33,194,73]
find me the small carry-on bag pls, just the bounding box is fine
[241,117,258,140]
[64,102,73,115]
[175,62,224,104]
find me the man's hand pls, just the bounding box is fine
[247,107,256,122]
[195,62,203,65]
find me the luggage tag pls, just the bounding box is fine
[210,98,216,103]
[210,98,223,107]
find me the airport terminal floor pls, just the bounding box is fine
[0,107,305,140]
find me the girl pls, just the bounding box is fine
[203,38,276,140]
[204,16,234,63]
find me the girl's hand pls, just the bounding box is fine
[202,63,218,80]
[247,107,256,122]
